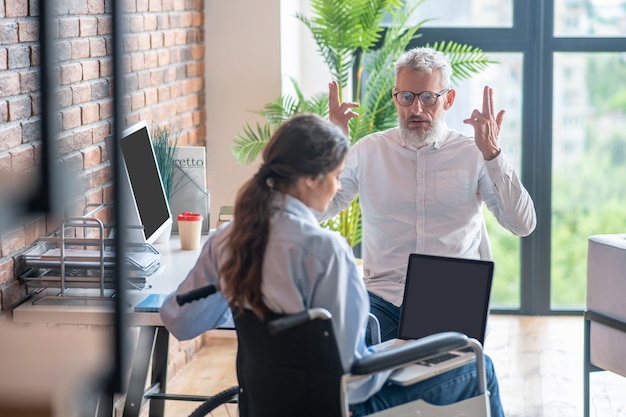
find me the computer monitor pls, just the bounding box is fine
[111,120,172,244]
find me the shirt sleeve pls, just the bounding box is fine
[159,232,231,340]
[480,151,537,237]
[316,146,360,222]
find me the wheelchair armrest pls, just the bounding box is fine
[351,331,469,375]
[268,307,332,335]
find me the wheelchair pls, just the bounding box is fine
[178,288,491,416]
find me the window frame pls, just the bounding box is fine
[406,0,625,314]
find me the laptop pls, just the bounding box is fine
[374,253,494,386]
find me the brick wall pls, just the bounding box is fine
[0,0,206,317]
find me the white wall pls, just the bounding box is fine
[204,0,282,227]
[204,0,332,227]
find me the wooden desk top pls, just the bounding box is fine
[13,234,208,327]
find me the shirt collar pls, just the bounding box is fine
[272,193,320,227]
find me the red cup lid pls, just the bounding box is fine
[177,212,203,221]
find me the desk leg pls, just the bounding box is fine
[584,317,591,417]
[149,327,169,417]
[123,327,157,417]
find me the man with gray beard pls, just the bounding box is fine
[319,47,536,344]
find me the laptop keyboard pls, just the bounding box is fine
[417,351,459,366]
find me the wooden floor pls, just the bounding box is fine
[164,315,626,417]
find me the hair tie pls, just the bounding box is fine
[265,177,275,189]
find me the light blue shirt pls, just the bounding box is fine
[160,194,390,404]
[318,126,537,306]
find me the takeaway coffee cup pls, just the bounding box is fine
[177,212,203,250]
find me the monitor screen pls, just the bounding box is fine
[116,120,172,244]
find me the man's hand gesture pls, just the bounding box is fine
[463,86,504,161]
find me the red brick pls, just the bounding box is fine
[17,21,38,42]
[0,123,22,151]
[124,34,138,53]
[97,16,112,35]
[163,31,176,47]
[145,50,158,68]
[157,15,170,30]
[58,86,73,108]
[151,33,164,49]
[59,17,80,39]
[81,102,100,124]
[8,45,30,69]
[128,15,144,33]
[145,87,158,106]
[191,11,203,26]
[99,58,113,77]
[19,70,38,94]
[150,68,165,85]
[174,29,186,45]
[130,91,144,110]
[0,22,18,45]
[71,39,91,60]
[87,0,105,14]
[68,0,88,15]
[0,227,26,257]
[191,44,204,60]
[79,17,98,37]
[130,53,145,71]
[5,0,28,18]
[157,86,170,102]
[90,38,107,57]
[72,83,92,104]
[82,60,100,81]
[82,145,102,169]
[0,72,20,98]
[10,144,34,171]
[93,121,111,144]
[137,32,151,51]
[22,118,40,142]
[144,15,158,31]
[149,0,163,12]
[8,96,31,121]
[60,62,83,84]
[186,61,203,77]
[99,99,113,119]
[62,107,81,130]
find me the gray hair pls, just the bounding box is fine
[394,47,452,89]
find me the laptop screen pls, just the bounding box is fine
[397,254,494,344]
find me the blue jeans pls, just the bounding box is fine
[366,292,402,344]
[360,291,505,417]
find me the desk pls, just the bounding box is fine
[13,235,209,417]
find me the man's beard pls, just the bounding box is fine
[399,116,445,148]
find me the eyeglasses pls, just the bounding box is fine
[393,88,450,107]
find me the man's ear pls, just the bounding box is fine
[443,89,456,110]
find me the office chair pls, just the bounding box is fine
[232,307,491,417]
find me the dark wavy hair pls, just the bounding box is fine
[220,114,349,318]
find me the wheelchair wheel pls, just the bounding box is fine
[187,386,239,417]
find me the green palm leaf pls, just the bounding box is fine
[428,41,495,84]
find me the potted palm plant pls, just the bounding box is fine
[231,0,492,249]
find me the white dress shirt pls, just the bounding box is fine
[319,126,536,307]
[160,194,391,404]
